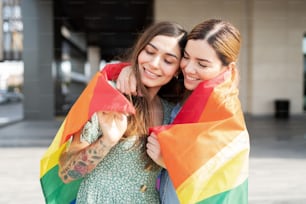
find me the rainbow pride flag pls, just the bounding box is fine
[151,69,250,204]
[40,63,134,204]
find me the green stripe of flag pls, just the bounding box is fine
[197,179,248,204]
[40,165,82,204]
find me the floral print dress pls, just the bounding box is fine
[76,99,174,204]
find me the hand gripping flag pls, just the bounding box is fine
[40,62,135,204]
[150,68,250,204]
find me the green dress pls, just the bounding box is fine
[76,99,174,204]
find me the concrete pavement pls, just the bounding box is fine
[247,116,306,204]
[0,115,306,203]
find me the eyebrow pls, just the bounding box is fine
[148,43,179,59]
[184,50,212,63]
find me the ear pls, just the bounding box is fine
[228,62,239,86]
[174,70,181,79]
[228,62,236,70]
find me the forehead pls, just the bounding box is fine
[148,35,181,55]
[185,39,218,60]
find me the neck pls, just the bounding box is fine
[151,94,163,126]
[146,87,163,126]
[147,87,160,102]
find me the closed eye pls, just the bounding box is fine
[183,51,190,59]
[164,56,178,65]
[145,44,157,55]
[145,49,155,55]
[199,63,208,68]
[164,59,173,64]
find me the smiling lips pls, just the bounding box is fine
[184,74,199,81]
[143,67,161,79]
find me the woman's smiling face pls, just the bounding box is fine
[180,39,227,91]
[137,35,181,90]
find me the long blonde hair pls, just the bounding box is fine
[188,19,241,87]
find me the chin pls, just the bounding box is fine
[184,82,197,91]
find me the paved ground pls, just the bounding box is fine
[0,115,306,204]
[247,116,306,204]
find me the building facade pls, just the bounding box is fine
[155,0,306,116]
[11,0,306,120]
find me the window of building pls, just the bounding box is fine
[2,0,22,61]
[0,0,23,124]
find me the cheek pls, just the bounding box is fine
[203,66,223,80]
[180,58,187,69]
[137,50,147,63]
[163,64,179,78]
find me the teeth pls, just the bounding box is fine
[144,68,159,78]
[185,75,198,81]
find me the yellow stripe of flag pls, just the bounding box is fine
[177,130,249,203]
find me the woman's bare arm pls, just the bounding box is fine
[58,131,113,183]
[58,111,128,183]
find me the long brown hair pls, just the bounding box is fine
[124,22,187,169]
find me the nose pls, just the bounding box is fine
[150,55,161,69]
[183,61,196,74]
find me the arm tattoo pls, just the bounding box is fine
[59,138,112,183]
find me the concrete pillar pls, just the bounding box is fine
[0,1,3,61]
[22,0,54,120]
[87,46,101,79]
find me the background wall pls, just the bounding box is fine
[250,0,306,115]
[154,0,306,116]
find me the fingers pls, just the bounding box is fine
[146,134,160,158]
[147,134,158,144]
[116,66,134,95]
[146,134,165,167]
[116,79,122,92]
[97,111,128,146]
[146,148,156,163]
[123,72,132,94]
[128,70,137,96]
[149,133,157,139]
[116,65,140,96]
[146,143,158,161]
[146,141,159,154]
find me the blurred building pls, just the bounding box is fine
[1,0,22,61]
[0,0,305,120]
